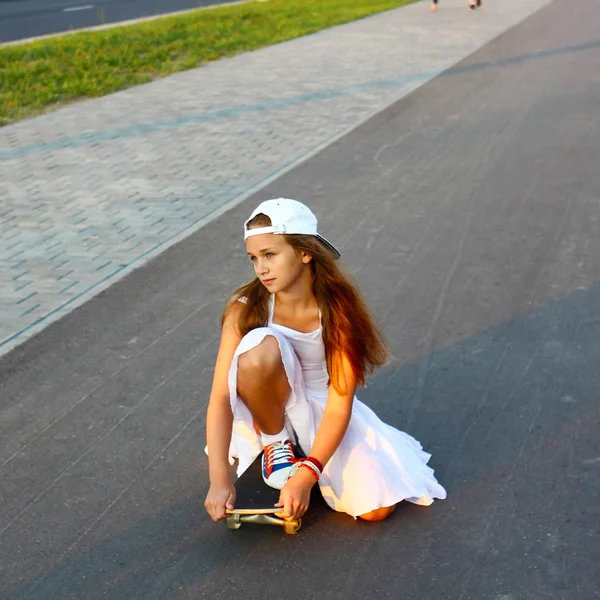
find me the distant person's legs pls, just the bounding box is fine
[432,0,481,12]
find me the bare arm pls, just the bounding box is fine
[276,353,356,520]
[309,352,356,466]
[206,302,244,481]
[204,303,243,521]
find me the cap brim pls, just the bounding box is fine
[316,234,341,260]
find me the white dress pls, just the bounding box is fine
[227,295,447,517]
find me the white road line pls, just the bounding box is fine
[62,5,95,12]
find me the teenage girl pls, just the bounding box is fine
[204,198,446,523]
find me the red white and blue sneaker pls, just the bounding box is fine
[262,439,298,490]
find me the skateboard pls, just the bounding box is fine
[225,452,302,534]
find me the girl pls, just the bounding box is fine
[204,198,446,523]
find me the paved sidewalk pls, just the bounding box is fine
[0,0,551,355]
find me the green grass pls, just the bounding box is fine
[0,0,415,127]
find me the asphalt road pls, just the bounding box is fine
[0,0,232,43]
[2,0,600,598]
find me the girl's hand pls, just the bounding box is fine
[275,466,316,521]
[204,480,236,522]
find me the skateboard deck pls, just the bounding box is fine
[225,452,301,534]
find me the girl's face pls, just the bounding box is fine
[246,233,312,293]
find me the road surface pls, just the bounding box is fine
[0,0,232,43]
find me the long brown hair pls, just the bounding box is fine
[223,214,388,393]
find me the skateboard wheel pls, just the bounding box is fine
[284,519,301,535]
[226,515,242,530]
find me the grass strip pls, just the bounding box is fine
[0,0,415,127]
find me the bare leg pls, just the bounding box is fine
[358,504,397,522]
[237,335,290,435]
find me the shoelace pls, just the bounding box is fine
[265,440,296,471]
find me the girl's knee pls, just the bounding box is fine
[358,504,397,522]
[238,334,282,373]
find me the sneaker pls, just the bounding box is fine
[262,439,298,490]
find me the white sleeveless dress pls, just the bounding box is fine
[227,295,446,517]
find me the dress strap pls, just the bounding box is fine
[267,294,275,325]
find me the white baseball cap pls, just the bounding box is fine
[244,198,340,259]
